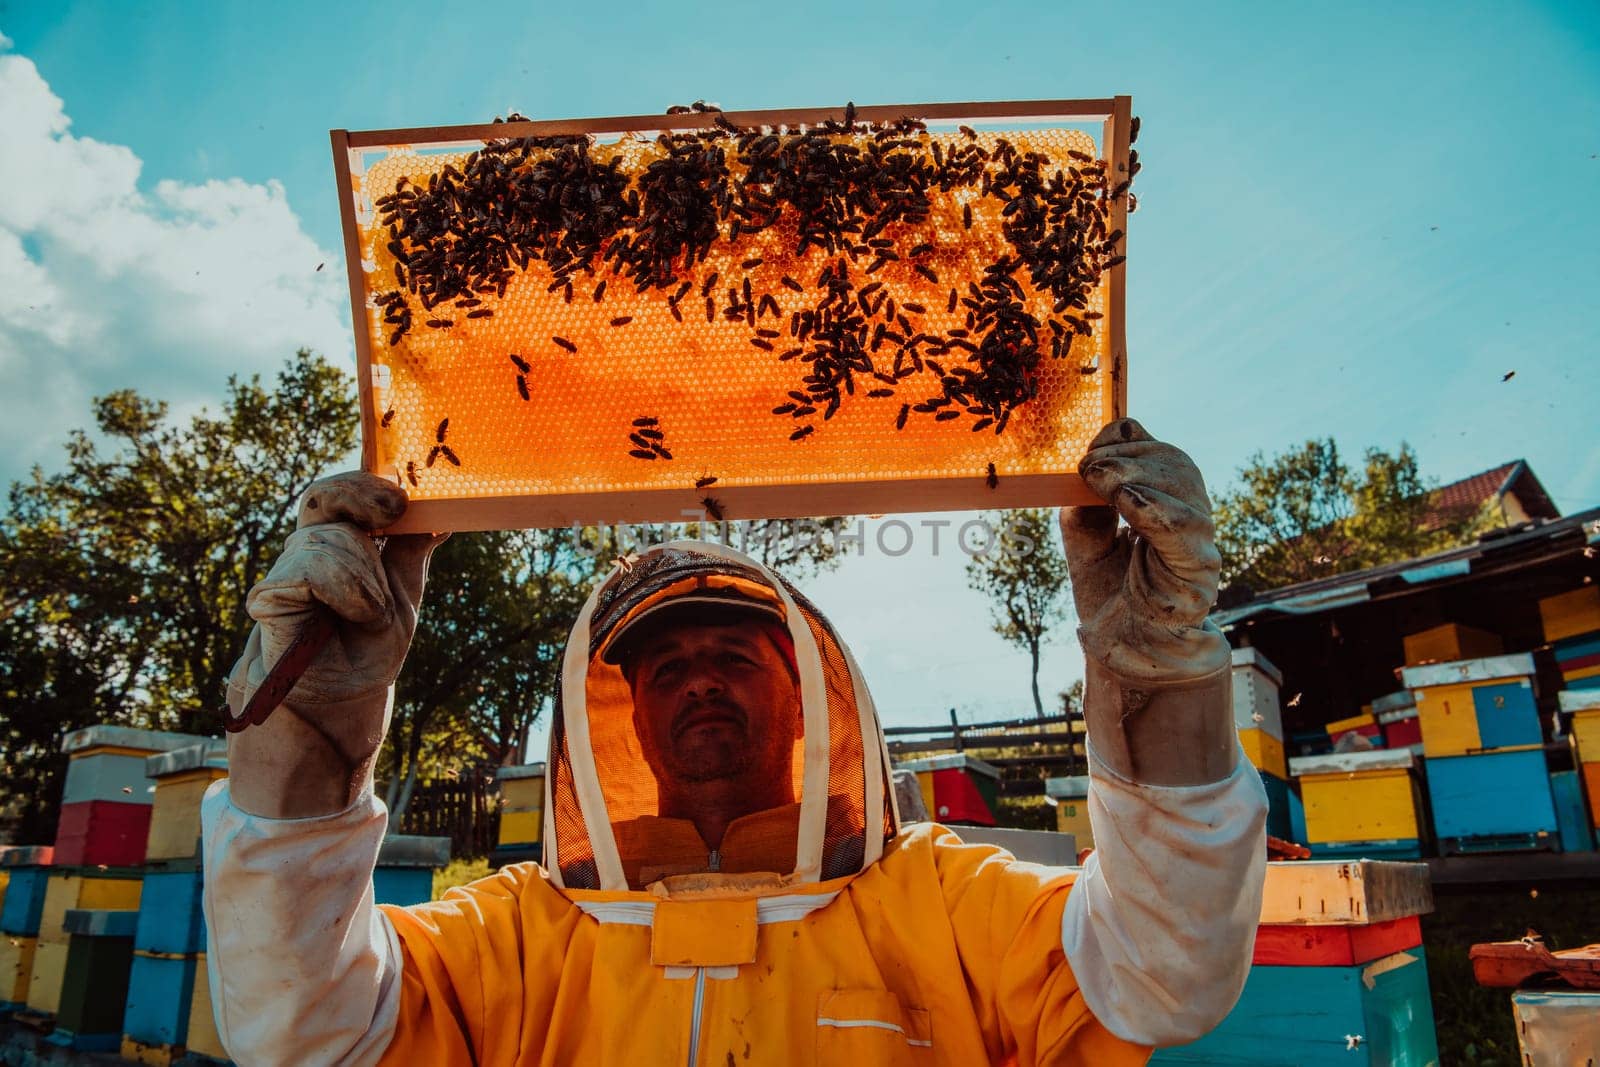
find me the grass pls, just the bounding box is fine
[431,855,491,899]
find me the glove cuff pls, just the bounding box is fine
[1077,615,1231,686]
[1081,660,1239,787]
[224,674,391,819]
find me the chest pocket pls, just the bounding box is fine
[816,989,932,1065]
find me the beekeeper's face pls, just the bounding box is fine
[629,622,801,787]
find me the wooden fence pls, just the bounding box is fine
[397,767,500,858]
[886,711,1087,796]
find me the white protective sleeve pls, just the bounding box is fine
[200,780,403,1067]
[1061,737,1269,1048]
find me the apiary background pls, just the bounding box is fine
[333,101,1130,532]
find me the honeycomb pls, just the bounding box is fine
[343,114,1125,528]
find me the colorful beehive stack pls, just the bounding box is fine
[121,740,226,1064]
[0,846,53,1009]
[374,835,452,907]
[896,754,1000,826]
[1153,858,1438,1065]
[1372,690,1422,753]
[1231,647,1292,839]
[26,867,141,1019]
[1561,689,1600,840]
[491,762,545,868]
[1288,750,1425,859]
[1402,653,1558,853]
[1401,621,1503,666]
[1540,586,1600,692]
[55,726,213,868]
[48,908,138,1051]
[1044,775,1092,853]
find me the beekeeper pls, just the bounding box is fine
[202,419,1267,1066]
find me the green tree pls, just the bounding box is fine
[0,350,359,838]
[382,528,589,826]
[965,508,1073,718]
[1214,439,1491,592]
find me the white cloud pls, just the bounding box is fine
[0,40,350,483]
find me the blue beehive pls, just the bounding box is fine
[133,870,205,955]
[1150,950,1438,1065]
[372,835,450,908]
[121,951,197,1047]
[1470,681,1541,749]
[373,867,435,907]
[1550,770,1595,852]
[0,861,52,935]
[1427,749,1559,852]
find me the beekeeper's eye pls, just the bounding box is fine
[646,657,686,685]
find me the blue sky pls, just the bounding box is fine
[2,1,1597,743]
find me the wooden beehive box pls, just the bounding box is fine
[332,99,1134,532]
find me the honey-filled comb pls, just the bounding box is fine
[331,99,1133,533]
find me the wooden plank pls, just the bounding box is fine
[1101,95,1131,424]
[1252,915,1422,967]
[331,128,380,472]
[1259,859,1433,926]
[340,99,1119,150]
[382,472,1102,534]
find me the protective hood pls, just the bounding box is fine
[543,540,900,892]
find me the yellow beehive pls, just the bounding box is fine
[1238,726,1287,779]
[186,953,227,1060]
[495,764,546,847]
[1402,623,1502,666]
[0,934,36,1003]
[1540,587,1600,644]
[1044,777,1093,852]
[37,873,142,946]
[26,938,69,1015]
[1571,707,1600,764]
[336,102,1133,533]
[1290,751,1421,845]
[120,1037,181,1066]
[144,742,228,865]
[1413,683,1484,758]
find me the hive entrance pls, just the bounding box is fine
[332,99,1132,533]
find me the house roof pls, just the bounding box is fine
[1213,505,1600,629]
[1426,460,1559,526]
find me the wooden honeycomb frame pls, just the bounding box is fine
[331,97,1131,534]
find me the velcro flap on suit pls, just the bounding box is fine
[651,898,758,967]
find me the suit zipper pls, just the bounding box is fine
[685,849,719,1064]
[686,966,707,1067]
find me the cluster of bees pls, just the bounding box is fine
[371,103,1134,479]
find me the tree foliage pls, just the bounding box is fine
[1,350,853,838]
[1214,439,1492,593]
[965,508,1073,717]
[0,350,358,838]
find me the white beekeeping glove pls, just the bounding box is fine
[1059,419,1238,785]
[224,471,445,817]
